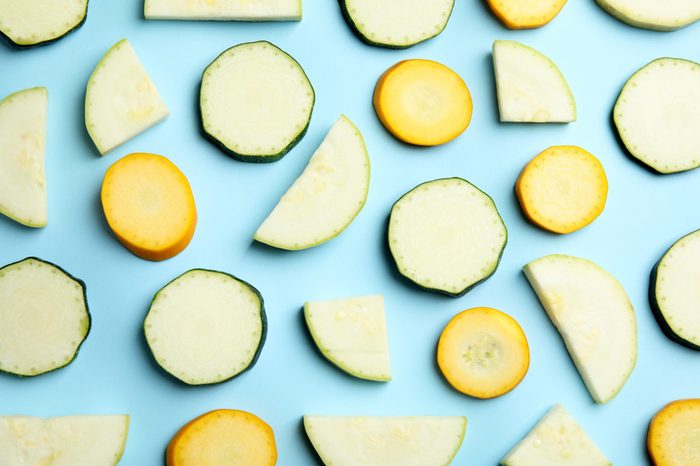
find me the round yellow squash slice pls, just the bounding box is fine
[648,399,700,466]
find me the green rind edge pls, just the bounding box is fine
[199,40,315,163]
[649,230,700,351]
[143,268,267,386]
[0,256,91,377]
[387,177,508,298]
[337,0,454,49]
[0,1,89,48]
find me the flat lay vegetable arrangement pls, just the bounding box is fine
[1,1,699,465]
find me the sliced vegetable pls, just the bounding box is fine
[516,146,608,234]
[493,40,576,123]
[438,307,529,399]
[145,269,266,385]
[101,153,197,261]
[388,178,507,297]
[501,405,610,466]
[254,115,369,250]
[304,416,466,466]
[0,257,90,377]
[596,0,700,31]
[0,0,88,47]
[614,58,700,174]
[650,229,700,349]
[524,254,637,403]
[648,399,700,466]
[85,39,169,155]
[0,415,129,466]
[374,59,472,146]
[0,87,48,227]
[145,0,301,21]
[200,40,314,162]
[304,295,390,382]
[167,410,276,466]
[487,0,567,29]
[339,0,454,48]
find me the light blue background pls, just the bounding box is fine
[1,1,699,464]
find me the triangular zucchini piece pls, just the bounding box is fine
[145,0,301,21]
[493,40,576,123]
[0,415,129,466]
[523,254,637,403]
[254,115,370,250]
[304,295,390,381]
[0,0,88,47]
[596,0,700,31]
[0,87,48,227]
[501,405,610,466]
[85,39,169,155]
[304,416,466,466]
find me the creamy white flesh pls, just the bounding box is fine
[145,270,263,385]
[0,87,47,227]
[596,0,700,30]
[85,39,169,155]
[0,258,89,376]
[200,41,314,159]
[304,416,466,466]
[655,230,700,347]
[254,115,369,249]
[145,0,301,20]
[614,58,700,174]
[0,415,129,466]
[388,178,507,296]
[524,255,637,403]
[342,0,453,47]
[0,0,87,46]
[493,40,576,123]
[501,405,610,466]
[305,295,390,381]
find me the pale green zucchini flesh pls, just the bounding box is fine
[0,0,88,47]
[596,0,700,31]
[144,0,301,20]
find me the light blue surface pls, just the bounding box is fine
[1,1,699,464]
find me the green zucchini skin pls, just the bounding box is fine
[0,2,89,49]
[0,256,91,377]
[387,178,508,298]
[144,268,268,385]
[337,0,455,49]
[198,40,315,163]
[649,236,700,351]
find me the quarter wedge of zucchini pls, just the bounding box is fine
[339,0,454,48]
[650,229,700,349]
[596,0,700,31]
[614,58,700,174]
[388,178,507,297]
[0,0,88,47]
[524,254,637,403]
[0,87,48,228]
[145,0,301,21]
[305,295,391,382]
[85,39,169,155]
[144,269,266,385]
[200,41,314,162]
[501,405,610,466]
[493,40,576,123]
[304,416,466,466]
[254,115,369,249]
[0,257,90,377]
[0,415,129,466]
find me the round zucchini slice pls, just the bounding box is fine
[437,307,529,399]
[0,0,88,47]
[388,178,507,297]
[650,229,700,350]
[200,41,315,163]
[144,269,266,385]
[596,0,700,31]
[0,257,90,377]
[614,58,700,174]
